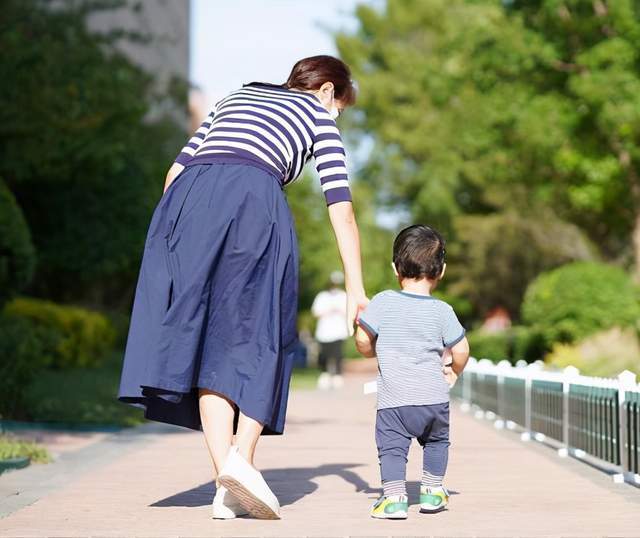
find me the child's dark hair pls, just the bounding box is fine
[392,224,446,280]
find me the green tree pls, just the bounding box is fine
[449,211,596,318]
[0,0,187,307]
[0,179,36,306]
[337,0,640,276]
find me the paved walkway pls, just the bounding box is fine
[1,375,639,537]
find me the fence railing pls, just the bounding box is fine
[451,357,640,486]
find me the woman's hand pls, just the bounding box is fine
[347,290,369,337]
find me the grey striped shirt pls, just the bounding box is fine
[358,290,465,409]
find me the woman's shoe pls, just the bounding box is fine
[218,445,281,520]
[211,484,249,519]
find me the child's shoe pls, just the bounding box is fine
[370,494,408,519]
[419,485,449,513]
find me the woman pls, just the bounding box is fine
[117,55,368,520]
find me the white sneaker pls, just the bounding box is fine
[331,374,344,389]
[218,445,281,520]
[317,372,331,390]
[211,484,248,519]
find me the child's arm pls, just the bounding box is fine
[354,323,376,358]
[448,336,470,375]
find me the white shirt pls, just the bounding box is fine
[311,288,348,343]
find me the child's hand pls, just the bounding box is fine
[442,363,458,388]
[442,348,457,387]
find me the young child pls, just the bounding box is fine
[355,224,470,519]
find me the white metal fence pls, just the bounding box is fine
[451,357,640,487]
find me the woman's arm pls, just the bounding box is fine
[327,200,368,336]
[164,106,217,193]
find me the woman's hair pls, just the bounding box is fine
[392,225,446,280]
[244,55,357,106]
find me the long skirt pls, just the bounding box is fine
[117,161,300,435]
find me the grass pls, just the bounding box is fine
[21,351,320,428]
[290,367,321,390]
[0,434,51,463]
[23,351,146,428]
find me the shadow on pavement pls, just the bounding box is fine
[151,462,378,508]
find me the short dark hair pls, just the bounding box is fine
[392,225,446,280]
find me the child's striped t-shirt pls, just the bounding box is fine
[358,289,466,409]
[173,82,351,206]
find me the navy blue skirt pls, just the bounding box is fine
[117,161,299,435]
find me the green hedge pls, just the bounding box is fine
[468,330,512,362]
[467,325,548,364]
[4,297,116,369]
[522,261,640,344]
[0,314,53,418]
[0,179,35,307]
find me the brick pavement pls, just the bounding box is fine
[1,374,638,537]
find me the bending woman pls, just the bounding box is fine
[117,55,367,520]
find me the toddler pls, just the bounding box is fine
[355,224,470,519]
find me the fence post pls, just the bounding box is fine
[617,370,638,485]
[460,357,475,413]
[521,369,532,442]
[495,360,510,430]
[559,366,579,457]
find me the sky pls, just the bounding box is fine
[189,0,370,107]
[188,0,400,227]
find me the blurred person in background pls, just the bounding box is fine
[312,270,349,390]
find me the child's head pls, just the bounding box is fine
[392,224,446,284]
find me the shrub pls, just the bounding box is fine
[4,297,116,369]
[467,330,512,363]
[512,325,549,363]
[545,327,640,377]
[0,179,35,306]
[522,262,640,344]
[0,314,53,419]
[467,325,549,364]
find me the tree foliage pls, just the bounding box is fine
[0,0,187,306]
[448,211,597,318]
[337,0,640,271]
[0,179,36,307]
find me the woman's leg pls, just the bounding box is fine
[199,388,236,481]
[235,411,264,466]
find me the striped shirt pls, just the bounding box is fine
[358,289,466,409]
[173,83,352,206]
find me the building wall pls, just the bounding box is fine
[87,0,190,127]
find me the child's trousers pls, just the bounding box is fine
[375,402,450,483]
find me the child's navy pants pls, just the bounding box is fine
[375,402,450,482]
